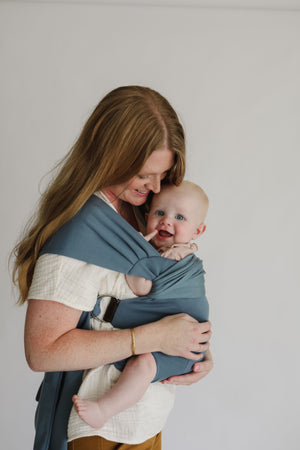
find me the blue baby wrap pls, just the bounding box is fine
[33,194,209,450]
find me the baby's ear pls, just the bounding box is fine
[145,212,149,222]
[193,223,206,240]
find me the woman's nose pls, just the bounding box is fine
[147,176,161,194]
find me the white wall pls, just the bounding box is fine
[1,2,299,449]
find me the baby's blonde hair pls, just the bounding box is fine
[182,180,209,222]
[159,180,209,223]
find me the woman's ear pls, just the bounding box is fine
[192,223,206,240]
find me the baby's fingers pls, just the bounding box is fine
[143,230,158,241]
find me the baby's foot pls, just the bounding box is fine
[72,395,108,429]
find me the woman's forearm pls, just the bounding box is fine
[25,300,211,372]
[25,299,132,372]
[25,299,162,372]
[27,328,135,372]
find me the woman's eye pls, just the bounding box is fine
[176,214,184,221]
[138,175,148,180]
[156,210,164,217]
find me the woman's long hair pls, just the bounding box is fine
[12,86,186,304]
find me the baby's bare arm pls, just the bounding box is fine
[125,274,152,296]
[125,230,158,295]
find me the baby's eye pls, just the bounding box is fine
[175,214,185,221]
[156,210,164,217]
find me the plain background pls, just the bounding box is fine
[1,1,299,449]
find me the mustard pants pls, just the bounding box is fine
[67,433,161,450]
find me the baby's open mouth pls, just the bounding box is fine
[158,230,173,238]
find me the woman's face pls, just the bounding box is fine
[104,147,174,207]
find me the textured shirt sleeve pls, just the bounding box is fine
[28,253,109,311]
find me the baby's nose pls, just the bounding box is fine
[160,216,171,226]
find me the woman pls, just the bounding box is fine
[13,86,213,450]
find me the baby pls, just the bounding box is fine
[73,180,209,429]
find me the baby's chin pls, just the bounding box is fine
[150,237,173,250]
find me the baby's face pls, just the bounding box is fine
[146,186,204,249]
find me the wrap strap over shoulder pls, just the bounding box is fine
[40,195,175,278]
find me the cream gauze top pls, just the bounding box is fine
[27,192,176,445]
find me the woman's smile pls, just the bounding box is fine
[103,148,174,211]
[134,189,150,197]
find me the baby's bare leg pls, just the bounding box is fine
[73,353,157,429]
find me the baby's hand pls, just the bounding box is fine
[160,244,197,261]
[140,230,158,242]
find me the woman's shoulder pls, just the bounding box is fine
[27,254,112,311]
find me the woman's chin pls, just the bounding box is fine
[129,193,149,205]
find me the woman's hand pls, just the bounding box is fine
[161,349,213,385]
[154,313,211,360]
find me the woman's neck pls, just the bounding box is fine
[102,188,122,211]
[102,188,139,230]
